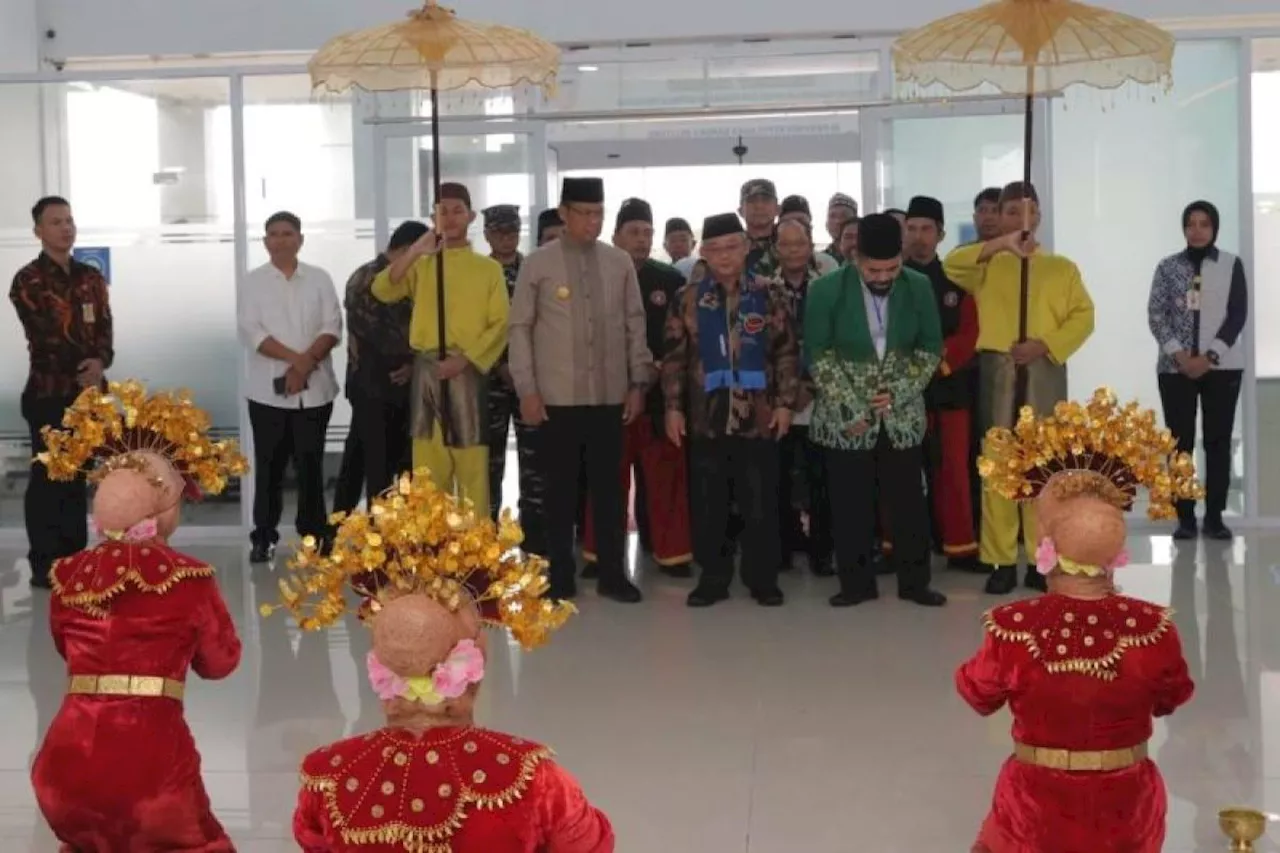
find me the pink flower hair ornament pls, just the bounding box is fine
[1035,537,1129,577]
[366,638,485,706]
[94,516,159,544]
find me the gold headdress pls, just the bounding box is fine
[978,387,1202,519]
[260,469,574,650]
[37,380,247,498]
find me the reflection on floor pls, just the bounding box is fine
[3,533,1280,852]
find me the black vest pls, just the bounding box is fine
[908,258,973,410]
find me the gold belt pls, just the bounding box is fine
[1014,741,1147,772]
[67,674,185,702]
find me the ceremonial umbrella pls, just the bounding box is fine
[892,0,1173,404]
[309,1,559,442]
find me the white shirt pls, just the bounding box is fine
[238,260,343,409]
[862,282,889,360]
[673,256,698,278]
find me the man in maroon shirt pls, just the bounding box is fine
[9,196,113,589]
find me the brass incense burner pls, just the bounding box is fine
[1219,807,1268,851]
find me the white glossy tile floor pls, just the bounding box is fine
[4,532,1280,852]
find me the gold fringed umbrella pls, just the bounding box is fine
[309,0,559,443]
[893,0,1173,406]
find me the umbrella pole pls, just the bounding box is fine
[1015,66,1034,411]
[430,82,452,445]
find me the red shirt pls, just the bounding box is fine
[10,252,114,399]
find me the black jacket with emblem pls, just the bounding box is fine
[639,258,686,427]
[908,257,977,410]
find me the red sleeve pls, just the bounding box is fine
[191,580,242,681]
[1152,623,1195,718]
[942,292,979,374]
[531,761,616,853]
[292,787,333,852]
[49,595,70,660]
[955,633,1010,716]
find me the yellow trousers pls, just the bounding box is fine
[979,488,1037,567]
[413,433,489,512]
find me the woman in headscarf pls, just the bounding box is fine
[1147,200,1248,541]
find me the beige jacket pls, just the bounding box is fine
[508,238,653,407]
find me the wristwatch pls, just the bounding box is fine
[1205,350,1220,367]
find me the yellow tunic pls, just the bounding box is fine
[943,243,1094,364]
[372,246,509,507]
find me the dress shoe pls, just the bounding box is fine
[1023,567,1048,593]
[687,587,730,608]
[983,564,1017,595]
[545,583,577,603]
[898,588,947,607]
[1172,521,1198,541]
[659,562,693,579]
[751,588,785,607]
[1202,518,1234,541]
[597,579,643,604]
[580,563,600,580]
[249,543,276,564]
[829,587,879,608]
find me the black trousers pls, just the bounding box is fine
[22,393,88,582]
[690,436,781,595]
[778,425,832,566]
[541,405,625,591]
[487,386,515,520]
[826,433,932,595]
[248,400,333,546]
[1158,370,1242,523]
[333,393,411,515]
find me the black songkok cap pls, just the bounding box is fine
[701,213,746,241]
[536,209,563,242]
[665,217,692,236]
[906,195,944,226]
[483,204,520,230]
[615,198,653,231]
[857,213,904,260]
[438,182,472,208]
[780,195,811,217]
[561,176,605,205]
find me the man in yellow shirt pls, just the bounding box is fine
[373,182,509,510]
[943,182,1095,595]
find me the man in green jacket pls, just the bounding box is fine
[805,212,947,609]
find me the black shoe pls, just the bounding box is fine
[829,587,879,608]
[810,557,835,578]
[659,562,694,579]
[545,582,578,602]
[597,579,643,604]
[751,588,785,607]
[1202,519,1234,541]
[318,535,335,558]
[687,587,730,608]
[580,562,600,580]
[984,564,1017,595]
[1172,521,1198,541]
[948,555,984,574]
[1023,567,1048,593]
[898,588,947,607]
[249,543,276,564]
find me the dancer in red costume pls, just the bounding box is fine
[958,388,1200,853]
[30,380,247,851]
[264,470,614,853]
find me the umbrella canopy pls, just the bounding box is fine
[892,0,1174,96]
[308,0,559,95]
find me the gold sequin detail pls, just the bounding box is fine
[1012,612,1024,623]
[473,770,487,784]
[1060,628,1071,638]
[381,781,395,795]
[497,753,511,765]
[1063,612,1075,623]
[116,566,126,576]
[463,741,478,754]
[330,755,343,767]
[1126,618,1137,628]
[1087,615,1098,625]
[382,746,394,759]
[411,799,425,813]
[438,784,453,798]
[371,805,384,818]
[426,750,439,765]
[393,752,408,767]
[1057,644,1068,654]
[1084,636,1095,647]
[345,777,359,792]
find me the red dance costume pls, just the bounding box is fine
[294,726,614,852]
[927,288,979,558]
[32,541,242,852]
[956,594,1194,853]
[582,415,692,567]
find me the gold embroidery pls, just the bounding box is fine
[983,603,1173,681]
[50,543,216,619]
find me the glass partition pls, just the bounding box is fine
[1251,38,1280,517]
[1052,39,1244,519]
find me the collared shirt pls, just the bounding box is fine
[862,283,890,360]
[1148,246,1248,373]
[238,260,343,409]
[10,252,114,399]
[344,256,413,400]
[508,238,652,407]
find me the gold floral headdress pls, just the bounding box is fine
[260,469,574,650]
[38,380,247,499]
[978,387,1202,520]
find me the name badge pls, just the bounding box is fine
[81,303,96,324]
[1185,290,1201,311]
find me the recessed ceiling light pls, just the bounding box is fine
[577,65,599,72]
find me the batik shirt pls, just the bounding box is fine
[345,256,413,400]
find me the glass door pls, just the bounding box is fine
[860,98,1051,255]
